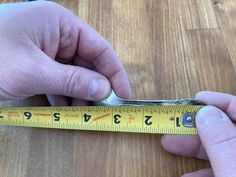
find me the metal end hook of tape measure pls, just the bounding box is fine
[93,90,203,106]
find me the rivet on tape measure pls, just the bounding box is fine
[0,105,203,134]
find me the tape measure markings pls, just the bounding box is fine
[0,105,203,134]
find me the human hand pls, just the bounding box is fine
[0,1,131,105]
[161,91,236,177]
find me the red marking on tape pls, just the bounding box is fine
[93,113,111,122]
[34,113,51,116]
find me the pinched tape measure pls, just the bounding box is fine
[0,91,204,134]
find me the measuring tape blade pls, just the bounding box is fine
[0,105,203,134]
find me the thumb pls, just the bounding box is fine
[33,59,111,100]
[196,106,236,177]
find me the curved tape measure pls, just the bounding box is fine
[0,105,203,134]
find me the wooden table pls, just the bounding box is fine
[0,0,235,176]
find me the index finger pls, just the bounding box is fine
[76,20,131,98]
[195,91,236,121]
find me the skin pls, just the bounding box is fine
[0,1,131,105]
[162,91,236,177]
[0,2,235,177]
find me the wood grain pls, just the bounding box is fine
[0,0,235,177]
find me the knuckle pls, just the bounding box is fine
[40,1,75,17]
[39,1,60,9]
[64,70,83,97]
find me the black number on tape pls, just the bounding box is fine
[114,114,121,124]
[176,117,181,127]
[83,114,92,122]
[53,113,60,121]
[24,112,32,120]
[144,115,152,126]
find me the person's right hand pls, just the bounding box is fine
[0,1,131,105]
[161,91,236,177]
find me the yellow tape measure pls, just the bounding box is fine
[0,105,203,134]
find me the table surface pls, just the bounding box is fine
[0,0,236,177]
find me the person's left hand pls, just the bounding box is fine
[0,1,131,105]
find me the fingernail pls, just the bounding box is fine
[196,106,225,127]
[89,78,110,99]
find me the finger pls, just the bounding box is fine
[76,20,131,98]
[196,91,236,120]
[161,135,208,160]
[47,95,69,106]
[55,10,131,98]
[32,52,111,100]
[182,168,214,177]
[196,105,236,177]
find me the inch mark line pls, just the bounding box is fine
[93,113,111,122]
[34,113,51,116]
